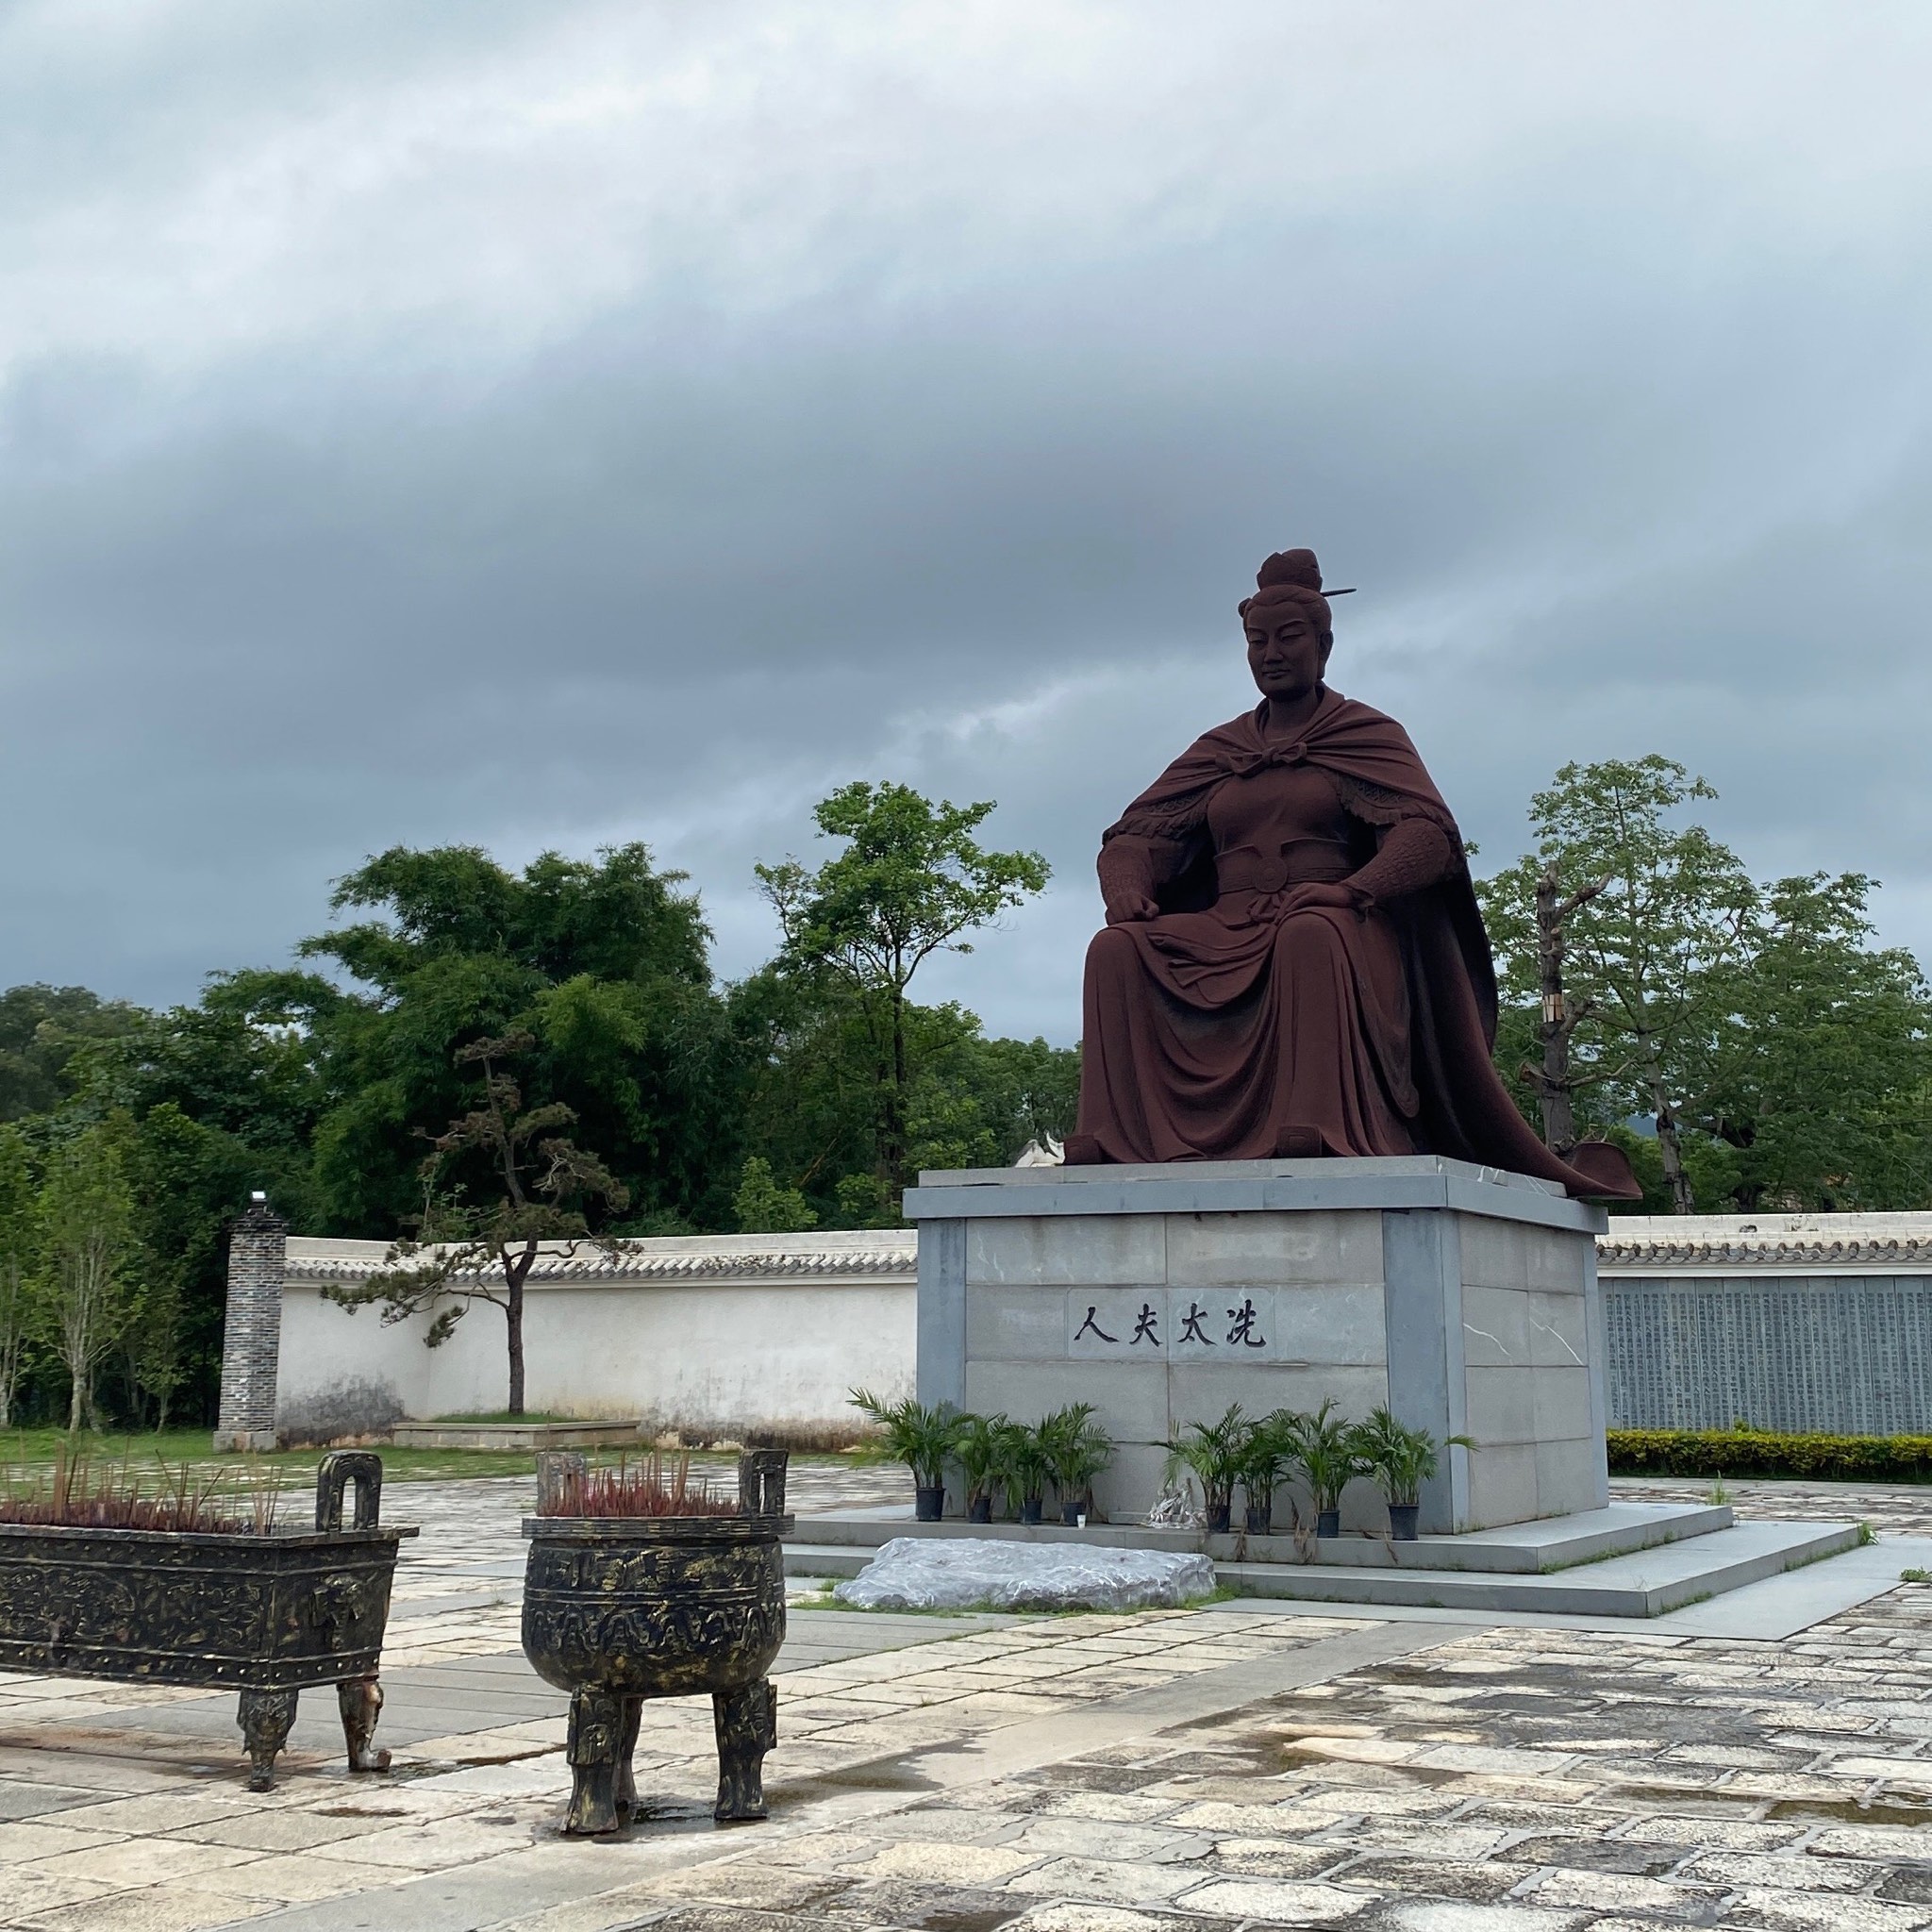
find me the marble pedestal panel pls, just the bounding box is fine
[905,1157,1609,1535]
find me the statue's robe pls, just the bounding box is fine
[1076,688,1640,1201]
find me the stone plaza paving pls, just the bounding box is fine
[8,1473,1932,1928]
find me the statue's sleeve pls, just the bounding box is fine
[1098,762,1215,922]
[1097,834,1184,924]
[1105,783,1215,846]
[1345,817,1456,908]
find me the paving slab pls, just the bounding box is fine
[38,1607,1030,1762]
[1,1474,1930,1931]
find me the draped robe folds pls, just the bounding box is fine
[1074,689,1641,1201]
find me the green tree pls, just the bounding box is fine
[905,1020,1079,1174]
[1479,758,1757,1212]
[299,843,741,1236]
[756,784,1048,1189]
[45,983,325,1424]
[731,966,1076,1224]
[0,1125,34,1425]
[33,1119,142,1431]
[117,1102,261,1428]
[324,1032,628,1415]
[728,965,886,1215]
[0,985,146,1121]
[108,974,335,1191]
[733,1156,817,1234]
[1693,873,1932,1209]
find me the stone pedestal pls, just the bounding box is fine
[904,1157,1608,1535]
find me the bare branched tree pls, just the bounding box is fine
[324,1032,628,1415]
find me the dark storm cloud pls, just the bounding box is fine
[3,1,1929,1042]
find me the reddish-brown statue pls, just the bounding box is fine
[1070,547,1638,1201]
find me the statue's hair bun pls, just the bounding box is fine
[1257,548,1324,593]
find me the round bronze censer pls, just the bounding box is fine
[521,1448,791,1833]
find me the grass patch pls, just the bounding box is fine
[0,1432,873,1489]
[0,1429,545,1485]
[1785,1541,1854,1574]
[1540,1540,1655,1574]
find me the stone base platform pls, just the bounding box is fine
[788,1498,1725,1569]
[1216,1520,1859,1616]
[783,1500,1861,1618]
[906,1155,1613,1534]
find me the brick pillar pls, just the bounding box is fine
[214,1192,287,1452]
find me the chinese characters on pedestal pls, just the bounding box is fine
[1066,1289,1277,1360]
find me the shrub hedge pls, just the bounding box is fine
[1608,1425,1932,1484]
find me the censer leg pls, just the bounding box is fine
[614,1696,643,1822]
[338,1675,391,1774]
[712,1678,777,1824]
[237,1688,300,1792]
[563,1690,625,1835]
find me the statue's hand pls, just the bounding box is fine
[1104,891,1160,925]
[1277,880,1362,918]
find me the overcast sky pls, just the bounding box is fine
[4,1,1929,1045]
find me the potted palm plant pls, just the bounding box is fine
[1165,1403,1250,1535]
[1353,1405,1472,1541]
[1041,1403,1114,1524]
[1002,1419,1054,1525]
[1237,1409,1294,1535]
[1283,1399,1363,1540]
[955,1410,1010,1524]
[849,1389,963,1522]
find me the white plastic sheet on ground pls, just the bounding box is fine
[832,1537,1218,1613]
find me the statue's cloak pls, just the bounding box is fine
[1104,690,1639,1201]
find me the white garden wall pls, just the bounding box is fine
[274,1230,916,1446]
[251,1210,1932,1449]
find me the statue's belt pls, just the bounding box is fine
[1215,844,1357,895]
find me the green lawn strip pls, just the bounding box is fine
[1,1429,538,1487]
[0,1431,872,1492]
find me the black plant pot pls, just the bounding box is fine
[914,1485,945,1523]
[1388,1503,1421,1541]
[1206,1500,1232,1536]
[1061,1500,1082,1526]
[1244,1502,1273,1536]
[967,1494,992,1524]
[1019,1497,1043,1526]
[1316,1507,1341,1540]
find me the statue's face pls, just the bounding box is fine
[1245,606,1330,703]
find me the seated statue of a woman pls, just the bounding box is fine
[1068,547,1638,1200]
